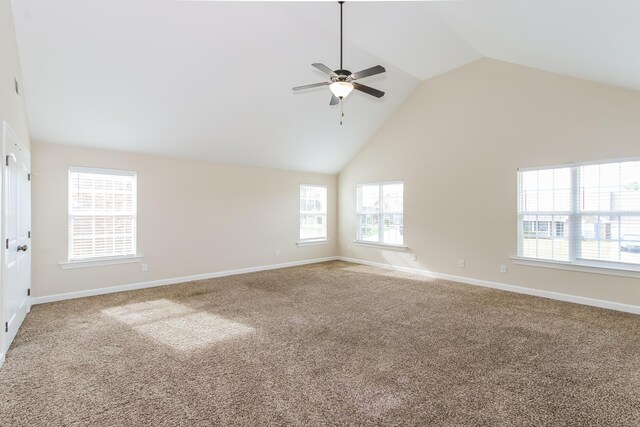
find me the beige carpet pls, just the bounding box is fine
[1,261,639,426]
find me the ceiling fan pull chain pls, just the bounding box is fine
[340,99,344,126]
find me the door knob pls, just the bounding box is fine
[17,245,28,252]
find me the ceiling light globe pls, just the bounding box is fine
[330,81,354,99]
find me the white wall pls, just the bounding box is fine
[338,58,640,307]
[32,143,337,298]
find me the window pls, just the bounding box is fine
[357,181,403,245]
[518,158,640,269]
[68,167,137,261]
[299,184,327,241]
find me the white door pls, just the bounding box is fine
[2,121,31,355]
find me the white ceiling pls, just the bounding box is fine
[431,0,640,92]
[11,1,640,174]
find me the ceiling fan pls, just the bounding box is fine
[292,1,386,107]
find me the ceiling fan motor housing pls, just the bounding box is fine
[332,70,352,82]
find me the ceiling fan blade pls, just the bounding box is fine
[330,94,339,105]
[350,65,386,81]
[353,82,385,98]
[312,63,338,77]
[292,82,329,91]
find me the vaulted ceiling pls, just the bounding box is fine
[11,1,640,174]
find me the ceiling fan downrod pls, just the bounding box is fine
[339,1,344,70]
[339,1,345,125]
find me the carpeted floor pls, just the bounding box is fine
[1,261,639,426]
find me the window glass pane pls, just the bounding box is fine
[383,183,403,213]
[520,214,569,261]
[300,185,326,213]
[300,213,326,240]
[359,214,379,242]
[580,215,640,264]
[520,171,539,212]
[553,169,571,212]
[359,185,380,213]
[581,161,640,212]
[382,214,403,245]
[520,168,570,213]
[582,164,612,211]
[621,162,640,211]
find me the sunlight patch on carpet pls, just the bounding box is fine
[101,299,254,351]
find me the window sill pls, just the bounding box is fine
[511,256,640,279]
[59,255,143,270]
[296,239,329,247]
[353,240,408,251]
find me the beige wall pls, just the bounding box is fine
[338,58,640,306]
[0,0,30,148]
[32,143,337,297]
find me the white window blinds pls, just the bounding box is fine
[299,185,327,241]
[518,159,640,268]
[357,181,404,245]
[68,167,137,261]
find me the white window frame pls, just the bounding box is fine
[355,180,406,249]
[515,157,640,276]
[297,184,328,245]
[62,166,140,268]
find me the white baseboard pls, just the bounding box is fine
[0,352,4,369]
[338,256,640,315]
[32,257,339,305]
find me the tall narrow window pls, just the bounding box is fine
[299,184,327,241]
[357,181,404,245]
[518,158,640,268]
[69,167,137,261]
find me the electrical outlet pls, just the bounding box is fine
[275,249,280,257]
[458,259,465,268]
[141,264,148,272]
[410,254,417,261]
[500,264,507,274]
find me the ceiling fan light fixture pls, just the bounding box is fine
[330,81,354,99]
